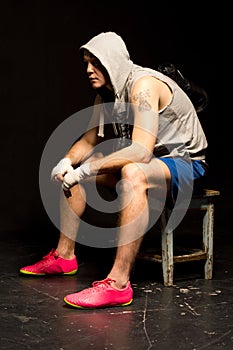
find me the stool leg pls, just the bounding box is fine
[203,203,214,279]
[161,211,174,286]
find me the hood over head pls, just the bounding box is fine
[79,32,134,99]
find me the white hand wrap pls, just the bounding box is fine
[51,158,73,181]
[62,163,91,190]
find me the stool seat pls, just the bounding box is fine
[137,188,220,286]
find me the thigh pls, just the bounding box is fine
[131,158,171,211]
[83,152,120,189]
[135,158,171,193]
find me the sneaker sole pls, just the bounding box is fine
[63,296,133,309]
[19,269,78,276]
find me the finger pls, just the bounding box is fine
[54,174,64,182]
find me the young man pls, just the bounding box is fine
[20,32,208,309]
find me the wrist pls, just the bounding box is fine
[79,163,91,179]
[63,157,72,166]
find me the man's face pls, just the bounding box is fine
[83,50,112,90]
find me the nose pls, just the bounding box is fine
[86,62,94,74]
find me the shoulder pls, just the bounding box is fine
[130,75,163,104]
[131,76,162,94]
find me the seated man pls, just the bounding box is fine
[20,31,208,309]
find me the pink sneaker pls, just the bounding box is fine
[64,278,133,309]
[19,249,78,276]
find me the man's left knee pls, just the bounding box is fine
[121,163,147,188]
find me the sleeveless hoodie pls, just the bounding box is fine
[80,32,208,161]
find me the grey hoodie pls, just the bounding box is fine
[80,32,208,161]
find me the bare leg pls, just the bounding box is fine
[108,160,171,289]
[56,152,116,259]
[56,184,86,259]
[57,171,118,259]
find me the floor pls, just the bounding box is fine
[1,196,233,350]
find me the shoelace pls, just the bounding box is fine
[92,278,116,288]
[42,249,58,261]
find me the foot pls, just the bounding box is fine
[19,249,78,276]
[64,278,133,309]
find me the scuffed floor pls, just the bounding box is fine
[1,213,232,350]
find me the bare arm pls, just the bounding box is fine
[64,96,102,166]
[62,77,173,191]
[51,96,101,184]
[65,126,99,166]
[88,76,161,175]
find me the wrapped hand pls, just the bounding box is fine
[51,158,73,182]
[62,163,90,191]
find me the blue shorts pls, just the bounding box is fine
[158,157,208,200]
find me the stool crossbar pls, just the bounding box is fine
[137,189,220,286]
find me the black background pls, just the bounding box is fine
[0,1,229,237]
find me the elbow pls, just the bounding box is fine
[140,149,153,163]
[130,143,153,163]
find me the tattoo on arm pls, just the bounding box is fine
[132,89,152,112]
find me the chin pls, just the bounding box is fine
[92,83,103,90]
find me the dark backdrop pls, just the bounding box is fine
[0,1,228,237]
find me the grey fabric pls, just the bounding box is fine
[80,32,207,161]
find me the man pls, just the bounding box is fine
[20,32,208,309]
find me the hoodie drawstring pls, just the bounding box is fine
[97,105,105,138]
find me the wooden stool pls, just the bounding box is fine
[137,189,220,286]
